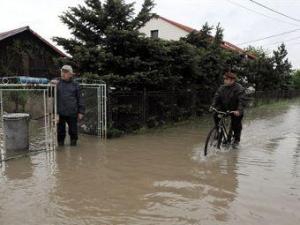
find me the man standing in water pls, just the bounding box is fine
[53,65,85,146]
[211,72,246,146]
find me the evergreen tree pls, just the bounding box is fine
[292,69,300,89]
[272,43,292,90]
[54,0,202,91]
[241,44,292,91]
[53,0,155,84]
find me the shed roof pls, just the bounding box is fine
[0,26,67,57]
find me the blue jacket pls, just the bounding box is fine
[57,79,85,116]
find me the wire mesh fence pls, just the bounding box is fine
[108,89,208,133]
[78,83,107,139]
[79,87,98,135]
[0,84,56,161]
[108,89,300,134]
[108,91,144,132]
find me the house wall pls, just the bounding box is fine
[139,17,189,41]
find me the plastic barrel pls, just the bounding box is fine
[3,113,30,151]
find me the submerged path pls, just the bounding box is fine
[0,101,299,225]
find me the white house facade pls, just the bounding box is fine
[139,16,194,41]
[139,15,255,59]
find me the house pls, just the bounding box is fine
[0,26,66,78]
[139,15,255,59]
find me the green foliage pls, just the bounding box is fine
[53,0,155,83]
[182,23,244,92]
[183,23,213,49]
[6,92,29,112]
[54,0,295,134]
[53,0,204,92]
[245,46,269,58]
[292,70,300,89]
[107,126,124,138]
[241,44,292,91]
[81,72,100,80]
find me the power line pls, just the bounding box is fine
[265,35,300,46]
[285,41,300,46]
[248,0,300,23]
[226,0,300,27]
[264,42,300,50]
[238,28,300,45]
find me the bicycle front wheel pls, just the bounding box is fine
[204,127,220,156]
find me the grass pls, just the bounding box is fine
[253,97,299,110]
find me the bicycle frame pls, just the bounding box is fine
[216,115,231,143]
[211,107,232,144]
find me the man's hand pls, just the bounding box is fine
[50,79,59,85]
[55,115,60,124]
[231,111,241,117]
[78,113,84,120]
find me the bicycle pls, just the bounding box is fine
[204,107,233,156]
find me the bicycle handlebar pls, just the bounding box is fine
[209,107,231,116]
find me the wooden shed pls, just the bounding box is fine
[0,26,66,78]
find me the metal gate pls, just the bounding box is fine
[76,79,107,139]
[0,83,57,161]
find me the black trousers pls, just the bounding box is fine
[57,115,78,143]
[214,114,243,142]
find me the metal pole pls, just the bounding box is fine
[96,87,99,136]
[102,85,105,139]
[49,86,54,151]
[0,84,54,87]
[43,90,48,151]
[45,87,51,152]
[0,89,48,91]
[54,85,57,149]
[100,86,103,138]
[98,87,101,137]
[104,84,107,139]
[0,90,5,157]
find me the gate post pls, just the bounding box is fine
[143,88,148,125]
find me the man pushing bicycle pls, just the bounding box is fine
[211,72,247,147]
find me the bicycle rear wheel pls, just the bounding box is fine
[204,127,220,156]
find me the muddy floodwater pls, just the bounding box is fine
[0,101,300,225]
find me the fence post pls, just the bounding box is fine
[172,88,176,121]
[191,88,197,117]
[107,87,113,128]
[143,88,148,125]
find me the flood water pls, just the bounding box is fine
[0,101,300,225]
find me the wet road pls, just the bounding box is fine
[0,101,300,225]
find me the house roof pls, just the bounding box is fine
[0,26,67,57]
[156,15,255,59]
[221,41,256,59]
[157,15,196,33]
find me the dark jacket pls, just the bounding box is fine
[212,82,246,113]
[57,79,85,116]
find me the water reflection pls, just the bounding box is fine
[3,156,34,180]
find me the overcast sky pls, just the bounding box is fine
[1,0,300,68]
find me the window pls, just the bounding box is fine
[150,30,159,39]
